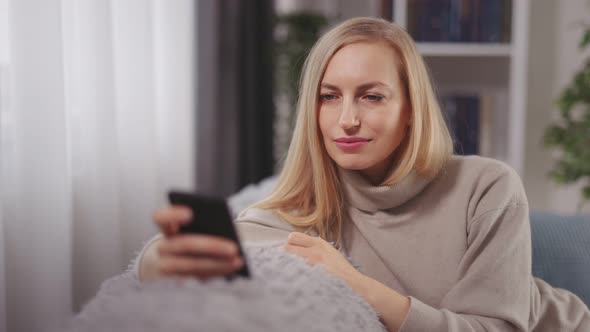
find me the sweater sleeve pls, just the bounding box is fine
[399,167,532,332]
[234,207,296,245]
[130,233,162,280]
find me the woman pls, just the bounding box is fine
[135,18,590,331]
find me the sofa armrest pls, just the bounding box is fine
[530,211,590,305]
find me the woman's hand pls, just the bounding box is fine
[141,205,244,281]
[282,232,367,294]
[283,231,410,331]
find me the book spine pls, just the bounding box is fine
[502,0,513,43]
[449,0,462,42]
[456,95,480,155]
[410,0,453,42]
[478,0,504,42]
[441,94,480,155]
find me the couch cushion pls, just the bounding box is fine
[530,211,590,305]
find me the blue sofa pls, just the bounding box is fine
[531,212,590,305]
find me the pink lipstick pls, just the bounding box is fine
[334,137,370,151]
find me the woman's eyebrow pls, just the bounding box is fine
[320,83,340,91]
[356,82,391,92]
[320,82,392,92]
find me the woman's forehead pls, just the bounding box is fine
[321,42,401,87]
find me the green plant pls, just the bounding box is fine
[543,26,590,202]
[274,13,328,107]
[272,12,328,165]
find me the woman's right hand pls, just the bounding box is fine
[140,205,244,282]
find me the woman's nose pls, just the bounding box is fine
[338,100,360,130]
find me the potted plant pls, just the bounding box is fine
[272,12,328,165]
[543,27,590,205]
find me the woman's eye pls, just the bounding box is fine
[364,94,384,102]
[320,94,338,101]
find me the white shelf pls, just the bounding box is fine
[393,0,529,175]
[417,43,512,57]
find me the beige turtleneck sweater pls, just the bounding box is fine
[134,155,590,331]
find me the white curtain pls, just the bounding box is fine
[0,0,196,331]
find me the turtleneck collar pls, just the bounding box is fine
[339,168,434,213]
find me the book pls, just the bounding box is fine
[409,0,451,42]
[478,0,504,42]
[407,0,511,43]
[478,93,495,157]
[440,94,480,155]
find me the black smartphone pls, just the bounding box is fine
[168,190,250,279]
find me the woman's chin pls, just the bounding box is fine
[334,160,371,171]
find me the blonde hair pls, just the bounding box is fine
[257,17,453,245]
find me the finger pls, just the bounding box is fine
[158,255,243,277]
[283,243,316,263]
[153,206,192,236]
[153,206,193,225]
[286,232,317,248]
[158,235,238,258]
[161,256,243,277]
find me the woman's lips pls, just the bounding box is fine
[334,137,370,151]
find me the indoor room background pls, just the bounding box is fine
[0,0,589,331]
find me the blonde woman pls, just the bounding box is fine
[135,18,589,331]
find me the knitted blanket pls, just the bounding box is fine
[50,245,386,332]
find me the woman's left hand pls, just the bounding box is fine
[284,231,410,331]
[282,232,367,295]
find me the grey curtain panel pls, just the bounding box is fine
[196,0,275,197]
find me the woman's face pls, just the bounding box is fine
[318,41,410,184]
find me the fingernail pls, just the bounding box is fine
[222,243,235,255]
[180,208,192,220]
[233,257,243,267]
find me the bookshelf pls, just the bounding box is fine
[417,43,511,57]
[392,0,530,175]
